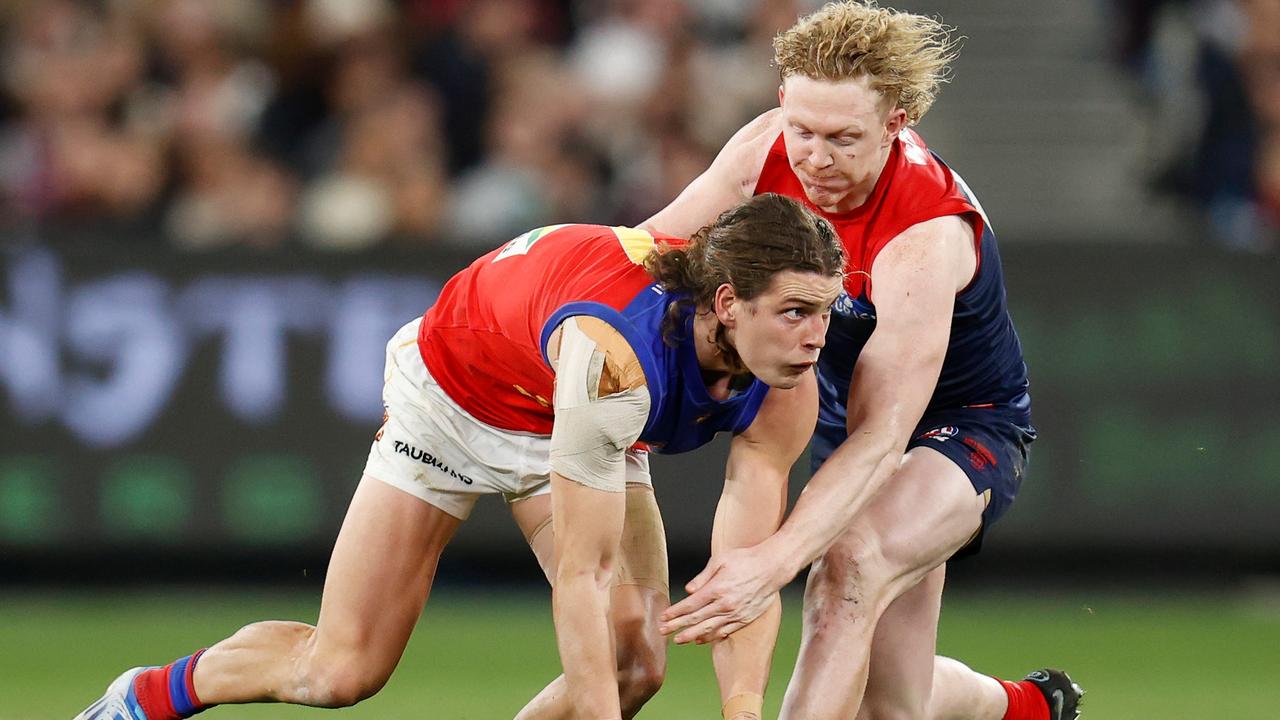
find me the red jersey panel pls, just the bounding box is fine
[753,128,983,298]
[418,224,671,434]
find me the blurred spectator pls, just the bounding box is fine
[0,0,803,250]
[0,0,159,225]
[1113,0,1278,251]
[1240,0,1280,235]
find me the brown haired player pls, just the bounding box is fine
[647,3,1083,720]
[74,194,846,720]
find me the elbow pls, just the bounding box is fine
[842,422,909,472]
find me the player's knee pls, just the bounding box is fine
[616,651,665,713]
[806,537,889,614]
[303,659,389,708]
[290,629,392,708]
[610,590,667,713]
[615,634,666,713]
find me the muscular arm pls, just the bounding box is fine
[547,316,648,719]
[709,374,818,719]
[765,215,974,573]
[661,215,976,644]
[641,109,779,238]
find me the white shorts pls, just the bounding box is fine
[363,319,652,520]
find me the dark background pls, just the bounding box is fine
[4,239,1277,587]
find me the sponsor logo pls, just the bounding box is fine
[918,425,959,442]
[962,437,997,471]
[392,440,474,485]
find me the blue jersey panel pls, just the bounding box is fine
[542,286,769,455]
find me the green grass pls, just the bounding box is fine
[3,588,1277,719]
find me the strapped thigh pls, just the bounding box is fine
[612,483,669,596]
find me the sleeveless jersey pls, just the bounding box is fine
[417,224,770,454]
[754,128,1031,423]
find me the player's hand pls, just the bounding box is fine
[658,545,785,644]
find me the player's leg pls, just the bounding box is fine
[850,563,1007,720]
[75,475,462,720]
[926,657,1010,720]
[789,414,1079,720]
[192,475,461,706]
[854,564,945,720]
[779,447,984,720]
[512,481,669,719]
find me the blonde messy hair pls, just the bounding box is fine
[773,1,959,125]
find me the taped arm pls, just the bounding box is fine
[547,316,650,719]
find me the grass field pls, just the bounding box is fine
[3,587,1276,719]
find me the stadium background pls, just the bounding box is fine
[1,0,1277,717]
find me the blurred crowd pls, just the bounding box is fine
[0,0,800,251]
[1115,0,1280,252]
[3,0,1276,252]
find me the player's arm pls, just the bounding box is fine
[762,215,971,569]
[640,109,780,238]
[708,373,818,720]
[661,215,974,643]
[547,316,649,719]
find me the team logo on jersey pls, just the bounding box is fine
[917,425,959,442]
[833,291,876,321]
[962,437,997,471]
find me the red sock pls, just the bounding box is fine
[998,677,1049,720]
[133,649,209,719]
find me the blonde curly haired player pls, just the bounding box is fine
[772,0,956,126]
[647,3,1083,720]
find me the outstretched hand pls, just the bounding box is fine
[658,545,788,645]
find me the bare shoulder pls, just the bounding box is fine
[728,108,783,150]
[718,108,783,192]
[872,215,976,294]
[641,109,783,237]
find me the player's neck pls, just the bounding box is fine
[691,310,749,399]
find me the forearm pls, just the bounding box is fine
[552,571,622,719]
[766,432,900,578]
[708,459,787,710]
[711,596,780,719]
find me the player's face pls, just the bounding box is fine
[721,270,843,389]
[779,75,907,213]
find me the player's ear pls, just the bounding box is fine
[883,106,907,146]
[714,282,739,326]
[777,83,785,107]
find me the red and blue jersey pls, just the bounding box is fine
[418,223,769,454]
[754,128,1032,425]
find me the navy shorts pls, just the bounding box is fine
[811,407,1036,556]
